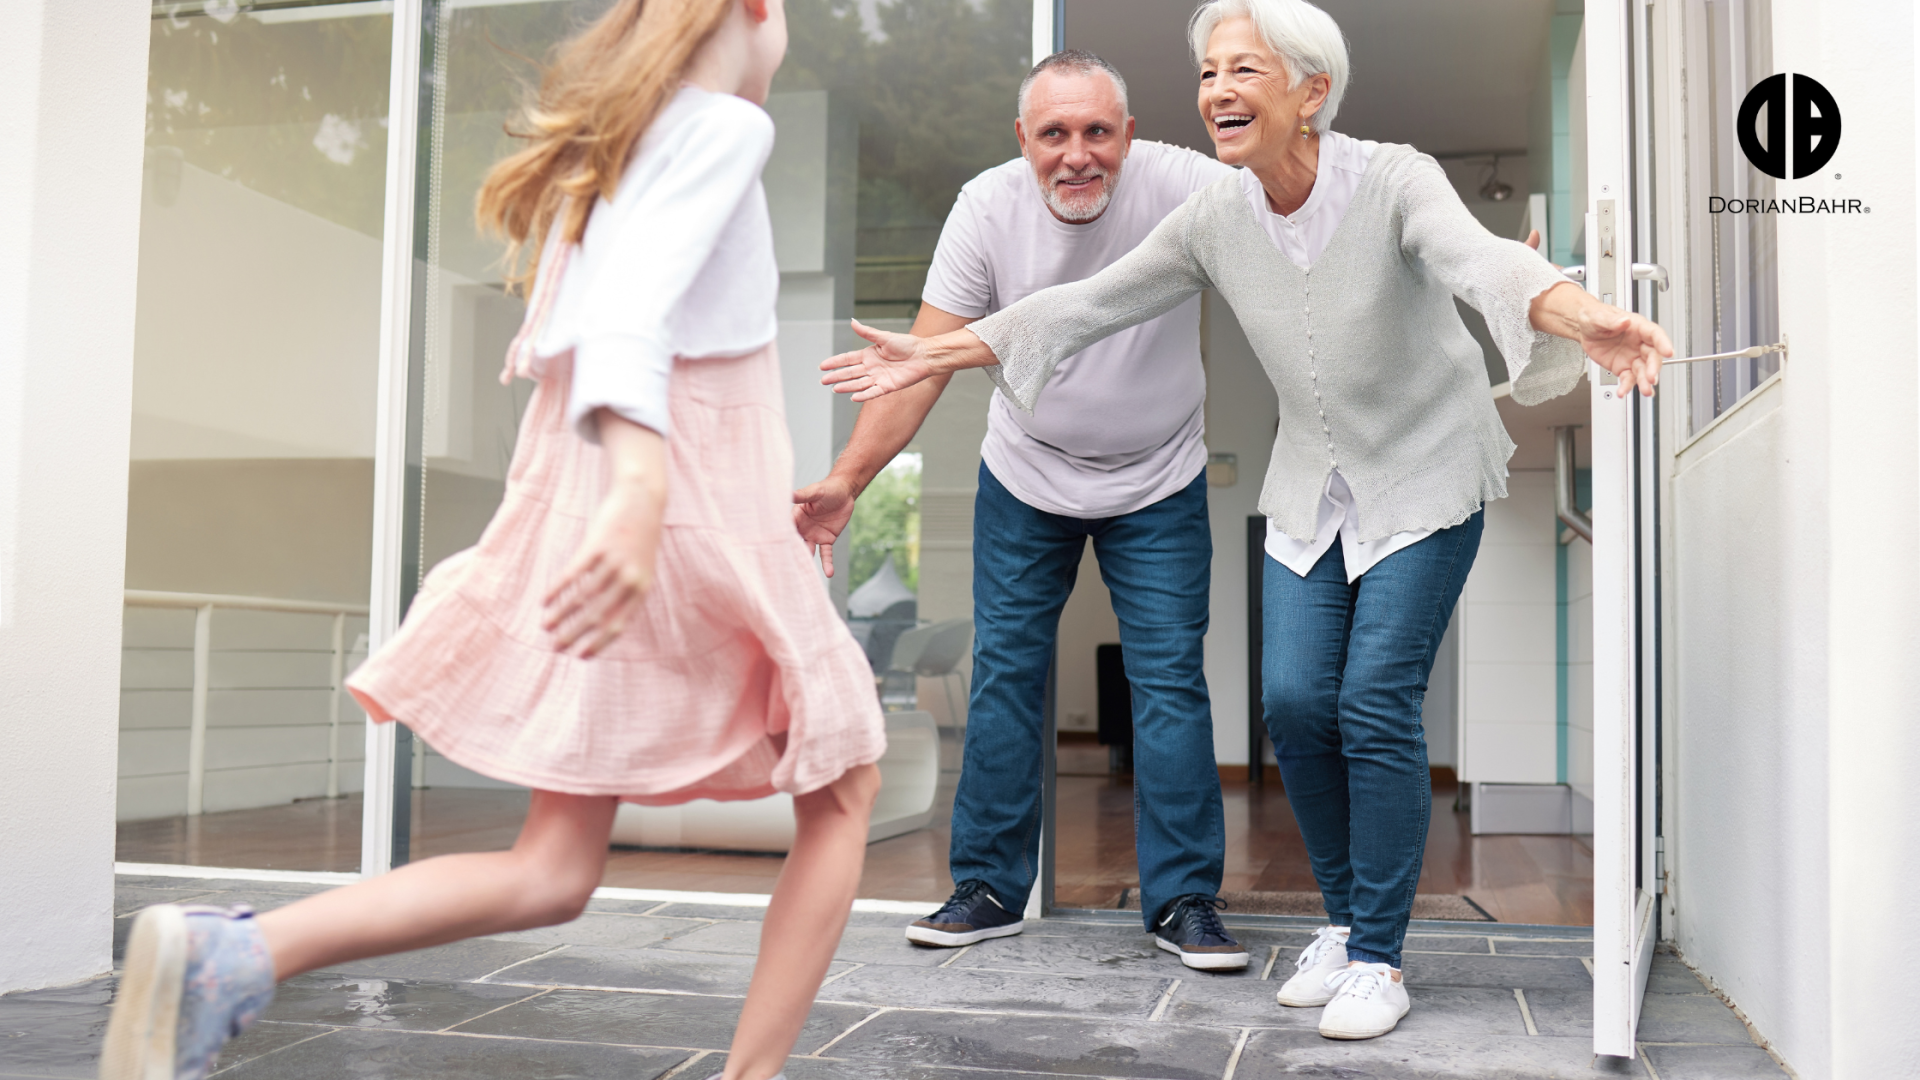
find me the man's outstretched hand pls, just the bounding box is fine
[793,475,857,577]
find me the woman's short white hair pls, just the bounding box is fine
[1189,0,1350,133]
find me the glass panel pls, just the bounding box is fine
[400,0,1030,901]
[116,1,392,870]
[1689,0,1779,433]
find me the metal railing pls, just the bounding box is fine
[123,590,369,815]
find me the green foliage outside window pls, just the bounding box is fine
[847,453,921,594]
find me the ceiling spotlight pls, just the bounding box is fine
[1479,157,1514,202]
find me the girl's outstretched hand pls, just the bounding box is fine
[543,412,667,659]
[820,319,941,401]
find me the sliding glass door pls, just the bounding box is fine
[368,0,1037,899]
[116,0,394,872]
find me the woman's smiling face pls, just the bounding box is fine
[1197,16,1329,170]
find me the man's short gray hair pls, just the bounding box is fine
[1018,49,1130,120]
[1189,0,1349,133]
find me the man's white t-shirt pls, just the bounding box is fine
[921,140,1235,519]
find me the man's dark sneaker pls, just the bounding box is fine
[904,879,1024,947]
[1154,894,1250,971]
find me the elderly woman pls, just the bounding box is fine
[822,0,1669,1041]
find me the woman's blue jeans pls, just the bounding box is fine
[1262,511,1482,967]
[949,463,1223,928]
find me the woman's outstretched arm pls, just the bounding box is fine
[821,196,1213,407]
[1397,153,1671,401]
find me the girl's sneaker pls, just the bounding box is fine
[1275,925,1350,1007]
[99,905,276,1080]
[1317,962,1410,1039]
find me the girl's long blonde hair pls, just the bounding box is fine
[476,0,735,292]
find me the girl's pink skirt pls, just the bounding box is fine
[347,344,887,804]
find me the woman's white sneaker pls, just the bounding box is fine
[1317,962,1409,1039]
[1274,925,1350,1007]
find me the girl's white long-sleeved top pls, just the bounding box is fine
[530,85,781,440]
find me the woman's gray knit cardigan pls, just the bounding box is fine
[971,144,1585,543]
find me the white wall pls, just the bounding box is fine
[0,1,149,992]
[1662,3,1920,1076]
[1456,471,1560,783]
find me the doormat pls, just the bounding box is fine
[1115,889,1494,922]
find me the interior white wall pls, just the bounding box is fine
[1456,470,1559,783]
[0,0,149,992]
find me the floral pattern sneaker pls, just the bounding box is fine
[1317,961,1410,1040]
[99,905,277,1080]
[1275,925,1350,1007]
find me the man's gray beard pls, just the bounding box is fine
[1043,167,1120,223]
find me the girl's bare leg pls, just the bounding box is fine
[256,790,618,979]
[723,763,882,1080]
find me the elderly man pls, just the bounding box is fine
[794,50,1242,969]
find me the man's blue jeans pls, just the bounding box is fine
[949,463,1223,928]
[1261,511,1483,967]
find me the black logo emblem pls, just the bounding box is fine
[1737,73,1841,179]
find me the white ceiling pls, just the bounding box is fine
[1066,0,1556,157]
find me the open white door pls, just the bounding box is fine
[1585,0,1661,1058]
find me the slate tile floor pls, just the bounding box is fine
[0,876,1787,1080]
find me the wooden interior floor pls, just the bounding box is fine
[118,732,1592,926]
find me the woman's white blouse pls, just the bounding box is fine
[531,85,781,441]
[1247,131,1433,583]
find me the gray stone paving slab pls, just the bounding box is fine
[1517,988,1593,1038]
[451,988,871,1055]
[1489,939,1598,958]
[210,1027,693,1078]
[0,996,104,1078]
[1400,951,1595,991]
[785,1059,1123,1080]
[1634,992,1756,1045]
[1156,977,1316,1030]
[1237,1027,1648,1079]
[824,1008,1237,1079]
[492,944,853,996]
[209,1020,335,1073]
[484,913,690,949]
[649,918,956,967]
[262,974,542,1031]
[111,883,221,916]
[319,938,555,982]
[822,964,1174,1019]
[953,930,1258,980]
[1646,954,1713,994]
[1640,1043,1788,1078]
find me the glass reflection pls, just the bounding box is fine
[116,1,392,870]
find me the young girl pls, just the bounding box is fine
[100,2,885,1078]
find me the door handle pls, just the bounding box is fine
[1631,262,1669,291]
[1561,265,1587,283]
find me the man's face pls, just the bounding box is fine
[1016,69,1134,224]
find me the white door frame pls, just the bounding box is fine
[1586,0,1661,1057]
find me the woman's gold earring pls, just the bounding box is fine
[1300,122,1311,138]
